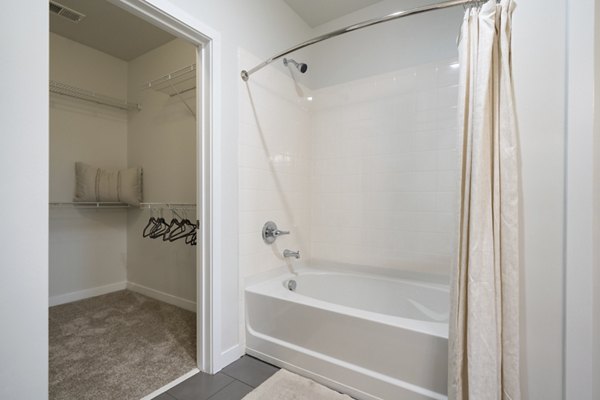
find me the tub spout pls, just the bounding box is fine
[283,249,300,259]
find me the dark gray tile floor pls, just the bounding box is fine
[154,355,279,400]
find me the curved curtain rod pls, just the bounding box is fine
[240,0,487,81]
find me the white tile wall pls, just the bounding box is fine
[309,59,459,275]
[238,50,312,279]
[239,55,459,279]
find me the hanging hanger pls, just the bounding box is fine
[172,219,197,242]
[149,208,169,238]
[162,217,181,241]
[165,208,191,241]
[143,208,158,237]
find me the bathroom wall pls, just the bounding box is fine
[306,0,463,89]
[513,0,567,398]
[595,4,600,397]
[238,56,459,276]
[238,49,312,278]
[310,59,458,275]
[564,0,597,397]
[126,38,197,310]
[49,33,129,303]
[166,0,313,368]
[238,49,312,342]
[0,1,48,397]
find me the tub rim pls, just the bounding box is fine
[246,263,449,339]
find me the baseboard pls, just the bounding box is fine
[49,281,197,312]
[49,281,127,307]
[140,368,199,400]
[127,282,196,312]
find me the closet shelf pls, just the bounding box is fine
[143,64,196,97]
[50,202,131,209]
[49,80,141,111]
[49,202,196,210]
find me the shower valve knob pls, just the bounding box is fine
[262,221,290,244]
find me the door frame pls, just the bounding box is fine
[108,0,222,373]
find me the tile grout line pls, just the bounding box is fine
[205,377,252,400]
[220,372,257,389]
[204,379,238,400]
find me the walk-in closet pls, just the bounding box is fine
[48,1,199,398]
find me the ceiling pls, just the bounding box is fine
[283,0,383,28]
[49,0,176,61]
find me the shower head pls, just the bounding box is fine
[283,58,308,74]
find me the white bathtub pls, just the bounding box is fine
[245,263,449,400]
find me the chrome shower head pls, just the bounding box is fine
[283,58,308,74]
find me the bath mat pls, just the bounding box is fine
[242,369,353,400]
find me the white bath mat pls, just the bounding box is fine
[242,369,353,400]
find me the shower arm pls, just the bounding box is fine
[240,0,489,82]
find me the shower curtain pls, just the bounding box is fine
[448,1,520,400]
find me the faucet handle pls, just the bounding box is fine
[273,228,290,237]
[262,221,290,244]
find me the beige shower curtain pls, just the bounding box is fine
[448,1,520,399]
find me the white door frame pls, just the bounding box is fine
[107,0,222,373]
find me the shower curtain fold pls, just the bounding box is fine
[448,1,520,399]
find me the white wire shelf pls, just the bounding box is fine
[49,202,196,210]
[50,202,130,209]
[50,80,141,111]
[143,64,196,97]
[139,202,197,210]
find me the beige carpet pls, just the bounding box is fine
[49,290,196,400]
[242,369,354,400]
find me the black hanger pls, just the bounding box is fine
[167,219,185,240]
[143,216,158,237]
[185,229,197,246]
[169,219,195,242]
[149,217,169,239]
[161,218,181,241]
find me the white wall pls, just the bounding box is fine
[127,38,197,307]
[592,1,600,398]
[238,49,312,278]
[238,49,312,343]
[164,0,312,367]
[310,59,458,275]
[513,0,566,398]
[565,0,596,398]
[595,3,600,396]
[0,0,48,398]
[49,33,129,302]
[49,34,197,307]
[307,0,463,90]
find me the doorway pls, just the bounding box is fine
[47,0,218,398]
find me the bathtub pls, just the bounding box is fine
[245,263,449,400]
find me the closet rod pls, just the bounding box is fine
[139,203,197,210]
[144,64,196,95]
[49,80,141,111]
